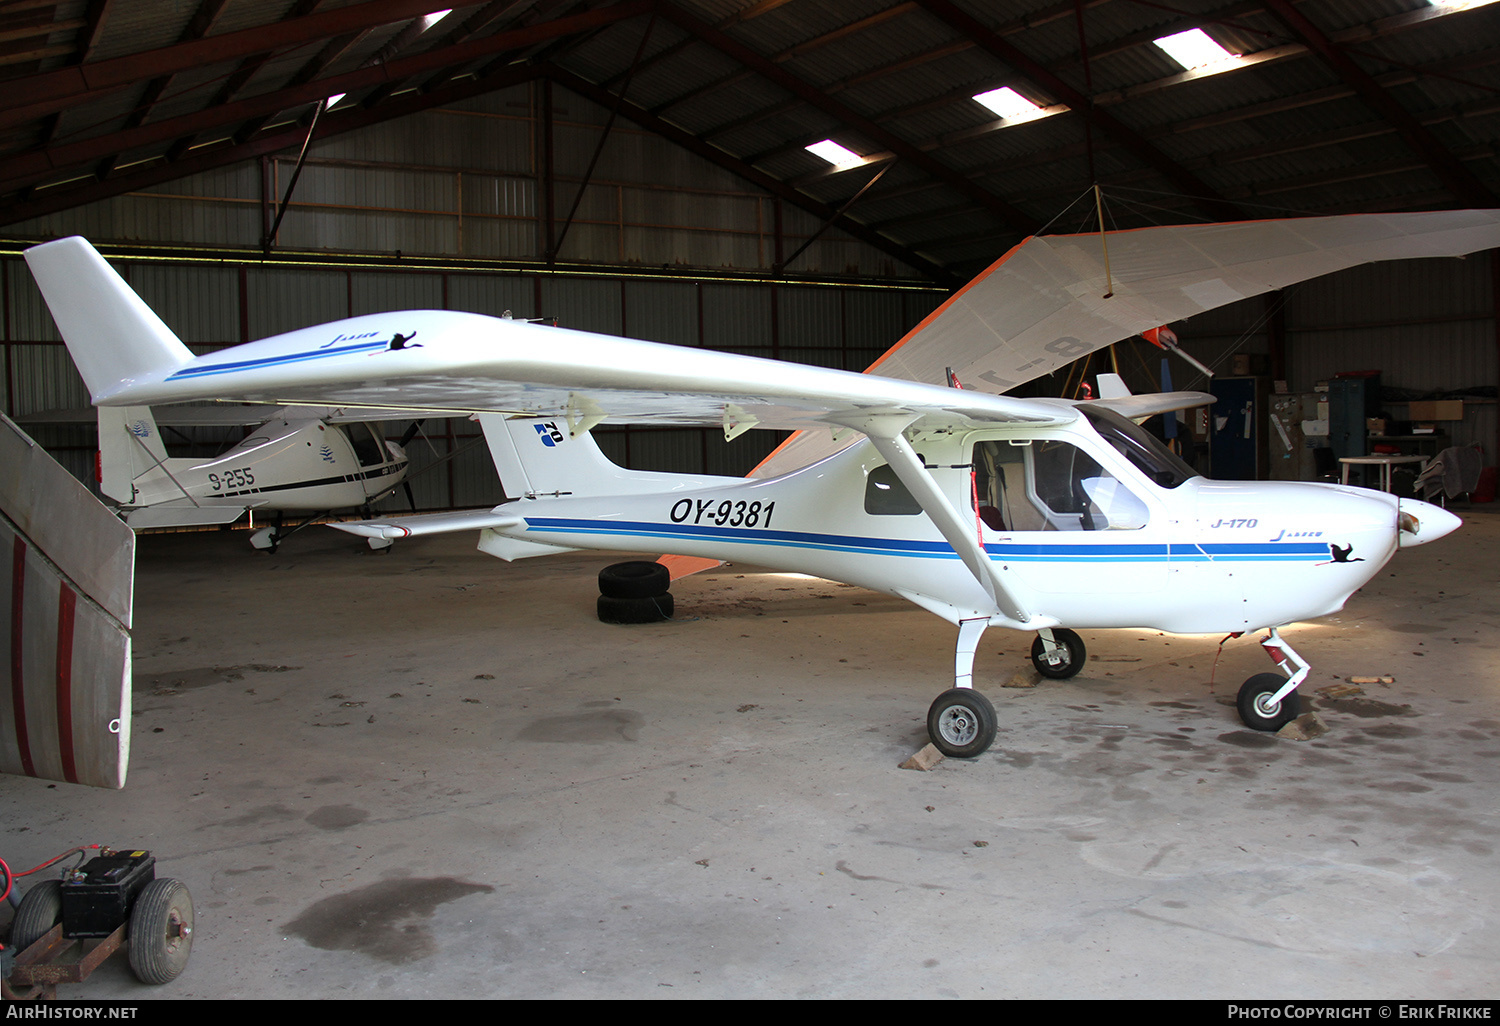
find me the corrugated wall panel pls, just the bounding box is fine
[10,346,87,415]
[447,273,536,318]
[553,223,623,266]
[702,283,771,352]
[1287,323,1495,393]
[461,175,536,218]
[541,278,622,335]
[623,187,762,234]
[274,207,459,258]
[458,216,540,261]
[623,228,766,271]
[128,265,239,345]
[778,287,841,350]
[1286,255,1492,326]
[6,261,60,342]
[604,427,704,475]
[623,280,696,345]
[12,163,261,245]
[245,267,347,338]
[351,271,444,316]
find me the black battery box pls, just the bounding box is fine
[60,850,156,938]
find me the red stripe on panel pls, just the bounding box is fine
[56,583,77,784]
[10,536,35,777]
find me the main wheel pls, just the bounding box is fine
[11,879,63,952]
[1237,673,1302,732]
[128,878,194,985]
[927,688,997,759]
[1030,628,1086,679]
[597,592,674,624]
[598,561,670,599]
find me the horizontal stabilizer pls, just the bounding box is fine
[330,509,524,541]
[125,504,247,529]
[1087,391,1215,420]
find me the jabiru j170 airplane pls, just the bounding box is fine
[24,212,1497,758]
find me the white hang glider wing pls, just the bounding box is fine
[753,210,1500,478]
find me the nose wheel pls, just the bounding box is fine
[1030,628,1086,679]
[1235,627,1310,731]
[1236,673,1302,731]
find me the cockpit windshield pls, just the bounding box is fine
[1079,406,1199,489]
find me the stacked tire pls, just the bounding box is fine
[597,561,674,624]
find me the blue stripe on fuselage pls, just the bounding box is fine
[167,340,391,380]
[521,517,1330,562]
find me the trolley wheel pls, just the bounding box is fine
[11,880,63,952]
[128,878,194,985]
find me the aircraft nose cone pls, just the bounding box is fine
[1397,498,1461,547]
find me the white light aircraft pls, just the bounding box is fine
[24,214,1496,757]
[89,403,423,551]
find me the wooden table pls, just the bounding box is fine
[1339,454,1427,491]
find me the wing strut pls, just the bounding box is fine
[860,418,1032,625]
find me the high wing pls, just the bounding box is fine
[18,404,454,427]
[25,235,1074,436]
[753,209,1500,477]
[104,317,1076,435]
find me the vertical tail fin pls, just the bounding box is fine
[479,414,627,498]
[23,237,193,403]
[96,406,167,504]
[479,414,727,499]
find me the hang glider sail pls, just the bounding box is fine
[754,209,1500,477]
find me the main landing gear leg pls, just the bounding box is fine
[250,511,328,553]
[927,619,997,759]
[1235,626,1310,731]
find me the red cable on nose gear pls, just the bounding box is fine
[1209,632,1244,688]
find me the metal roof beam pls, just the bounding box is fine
[913,0,1245,222]
[1260,0,1496,207]
[0,0,653,131]
[654,1,1040,237]
[0,63,545,230]
[0,4,655,196]
[544,65,961,286]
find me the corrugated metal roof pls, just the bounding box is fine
[3,0,1498,283]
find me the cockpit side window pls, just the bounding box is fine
[973,438,1148,531]
[1078,406,1198,489]
[864,463,922,515]
[347,423,386,467]
[972,441,1048,531]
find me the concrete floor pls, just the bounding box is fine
[3,510,1499,999]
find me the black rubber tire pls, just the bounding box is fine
[128,878,194,985]
[1237,672,1302,732]
[926,688,998,759]
[11,880,63,952]
[1030,628,1086,679]
[597,592,674,624]
[598,561,671,599]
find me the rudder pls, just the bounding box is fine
[24,237,192,403]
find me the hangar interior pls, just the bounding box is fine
[2,0,1499,1000]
